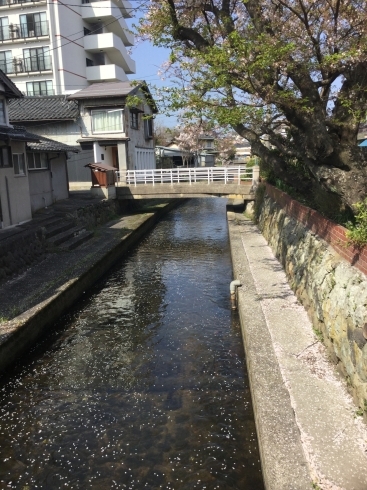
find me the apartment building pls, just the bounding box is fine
[0,0,135,96]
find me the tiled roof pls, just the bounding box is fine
[0,70,22,98]
[0,125,39,142]
[67,81,136,99]
[26,135,80,153]
[68,81,158,113]
[8,96,79,122]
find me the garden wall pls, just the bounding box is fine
[258,184,367,410]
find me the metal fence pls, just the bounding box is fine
[116,166,255,186]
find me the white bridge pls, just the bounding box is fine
[115,166,259,199]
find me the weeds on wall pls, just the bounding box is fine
[345,198,367,248]
[253,183,266,223]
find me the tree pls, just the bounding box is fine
[174,120,237,165]
[139,0,367,210]
[154,122,178,147]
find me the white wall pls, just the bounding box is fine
[28,153,69,212]
[0,142,31,228]
[28,169,53,212]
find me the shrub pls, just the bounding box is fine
[345,198,367,248]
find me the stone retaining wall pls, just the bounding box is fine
[64,199,122,230]
[258,184,367,410]
[0,228,47,284]
[0,200,124,286]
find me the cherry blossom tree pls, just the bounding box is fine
[174,120,237,165]
[138,0,367,210]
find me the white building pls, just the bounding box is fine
[0,0,135,96]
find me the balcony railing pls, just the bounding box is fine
[0,0,45,5]
[0,21,49,41]
[0,55,52,74]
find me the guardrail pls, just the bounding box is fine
[116,166,257,186]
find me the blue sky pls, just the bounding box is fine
[126,12,178,128]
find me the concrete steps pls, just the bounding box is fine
[44,218,94,251]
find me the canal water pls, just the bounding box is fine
[0,199,264,489]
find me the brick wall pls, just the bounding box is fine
[265,183,367,276]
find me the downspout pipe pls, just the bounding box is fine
[230,279,241,310]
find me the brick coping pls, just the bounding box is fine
[264,183,367,277]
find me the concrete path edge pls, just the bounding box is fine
[227,210,312,490]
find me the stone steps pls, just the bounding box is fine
[45,219,94,251]
[60,230,94,251]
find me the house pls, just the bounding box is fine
[0,70,39,228]
[0,70,79,229]
[156,136,217,168]
[8,95,92,188]
[233,139,252,165]
[9,81,159,188]
[67,81,158,173]
[26,135,79,212]
[0,0,135,95]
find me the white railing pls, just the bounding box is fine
[116,166,255,186]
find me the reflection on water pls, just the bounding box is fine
[0,199,264,489]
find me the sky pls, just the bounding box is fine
[126,8,178,128]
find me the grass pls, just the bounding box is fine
[313,327,324,342]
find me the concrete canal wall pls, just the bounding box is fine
[256,184,367,411]
[227,209,367,490]
[0,200,180,373]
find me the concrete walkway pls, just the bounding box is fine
[228,212,367,490]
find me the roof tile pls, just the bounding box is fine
[8,96,79,122]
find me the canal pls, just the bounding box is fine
[0,198,264,489]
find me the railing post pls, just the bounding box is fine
[252,165,260,187]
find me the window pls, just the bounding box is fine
[20,12,48,38]
[23,46,51,72]
[144,116,153,139]
[204,140,214,149]
[0,50,12,74]
[131,111,138,129]
[13,153,25,175]
[0,146,11,167]
[26,80,53,96]
[0,99,5,125]
[86,58,94,67]
[0,17,9,41]
[84,27,92,36]
[27,152,48,170]
[91,109,123,134]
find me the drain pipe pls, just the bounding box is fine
[230,279,242,310]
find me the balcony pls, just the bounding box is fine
[82,2,133,46]
[81,0,132,18]
[0,55,52,74]
[84,32,135,74]
[86,63,128,83]
[0,21,49,42]
[0,0,46,6]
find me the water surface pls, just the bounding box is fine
[0,198,264,489]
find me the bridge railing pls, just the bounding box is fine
[116,166,255,186]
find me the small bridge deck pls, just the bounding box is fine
[116,167,258,199]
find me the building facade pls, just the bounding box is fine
[0,0,135,96]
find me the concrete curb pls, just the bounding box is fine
[0,201,180,373]
[227,211,311,490]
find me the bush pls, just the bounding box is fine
[346,199,367,248]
